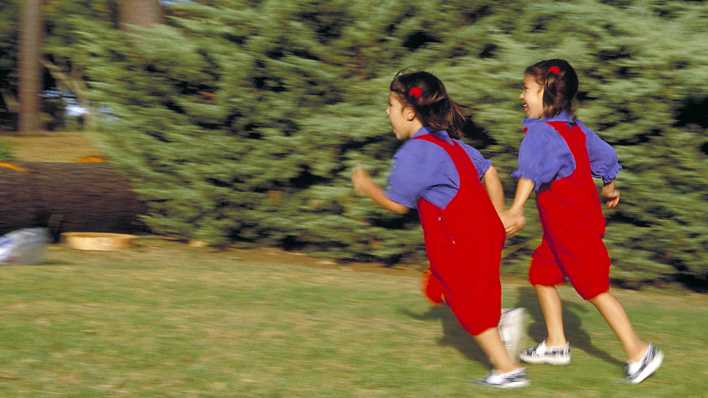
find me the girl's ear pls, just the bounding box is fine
[404,106,417,122]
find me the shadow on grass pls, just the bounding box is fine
[401,305,491,368]
[1,260,74,267]
[401,285,624,369]
[36,260,73,266]
[514,286,623,367]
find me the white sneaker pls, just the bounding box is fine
[499,308,526,359]
[475,367,529,389]
[626,343,663,384]
[520,340,571,365]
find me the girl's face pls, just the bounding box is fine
[520,74,544,118]
[386,93,418,140]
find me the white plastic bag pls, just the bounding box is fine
[0,228,49,265]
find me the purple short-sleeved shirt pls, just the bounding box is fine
[385,127,492,209]
[512,112,621,191]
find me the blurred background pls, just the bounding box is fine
[1,0,706,290]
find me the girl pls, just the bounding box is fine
[502,59,663,384]
[352,71,528,388]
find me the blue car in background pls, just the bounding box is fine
[40,89,88,129]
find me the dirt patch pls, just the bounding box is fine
[229,246,424,277]
[134,237,425,278]
[0,132,103,162]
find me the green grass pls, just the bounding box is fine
[0,241,706,397]
[0,139,13,161]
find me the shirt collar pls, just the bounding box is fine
[545,111,574,122]
[523,111,575,124]
[412,126,452,140]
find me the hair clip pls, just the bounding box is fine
[548,66,561,74]
[408,86,423,98]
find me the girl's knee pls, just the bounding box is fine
[580,285,610,302]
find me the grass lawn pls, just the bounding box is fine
[0,240,706,397]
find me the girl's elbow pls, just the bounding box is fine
[392,205,409,215]
[483,166,499,180]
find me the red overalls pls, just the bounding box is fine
[529,121,611,300]
[416,133,506,336]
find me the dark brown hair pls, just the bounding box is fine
[524,59,579,118]
[389,70,467,138]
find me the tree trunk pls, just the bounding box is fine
[18,0,43,135]
[0,162,147,239]
[119,0,163,29]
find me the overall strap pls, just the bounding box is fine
[545,121,592,179]
[414,134,479,186]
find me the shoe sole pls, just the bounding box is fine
[629,350,663,384]
[520,354,571,365]
[475,380,530,389]
[498,380,530,389]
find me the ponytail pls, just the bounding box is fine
[524,59,579,118]
[390,71,467,138]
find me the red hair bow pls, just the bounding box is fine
[408,86,423,98]
[548,66,561,74]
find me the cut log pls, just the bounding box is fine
[0,162,147,238]
[0,164,43,233]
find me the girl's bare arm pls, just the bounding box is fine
[483,166,505,214]
[352,167,409,215]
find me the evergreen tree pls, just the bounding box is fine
[33,0,707,288]
[0,0,20,130]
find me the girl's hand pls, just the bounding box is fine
[500,208,526,237]
[352,166,374,196]
[601,182,621,209]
